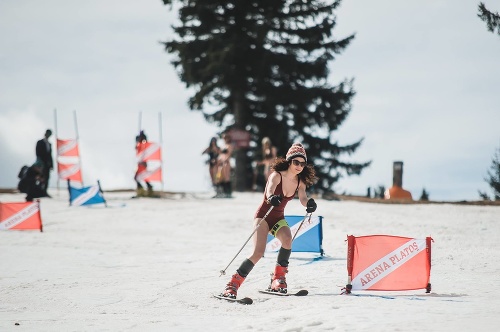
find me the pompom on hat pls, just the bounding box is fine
[286,143,307,162]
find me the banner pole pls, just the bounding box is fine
[37,200,43,233]
[138,111,142,133]
[73,110,83,186]
[98,180,108,208]
[426,236,433,293]
[159,112,164,194]
[73,110,79,140]
[67,179,71,206]
[54,108,59,195]
[343,235,355,294]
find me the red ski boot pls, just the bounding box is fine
[269,265,288,294]
[221,273,245,299]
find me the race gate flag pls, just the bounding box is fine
[135,165,162,183]
[266,215,324,255]
[57,139,80,157]
[68,181,107,207]
[58,162,83,183]
[346,235,433,292]
[136,142,162,162]
[0,201,43,232]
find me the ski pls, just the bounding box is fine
[258,289,308,297]
[213,294,253,305]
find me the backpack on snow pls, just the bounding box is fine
[17,165,30,193]
[18,165,29,179]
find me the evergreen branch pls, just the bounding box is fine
[478,2,500,36]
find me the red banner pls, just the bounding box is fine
[58,162,83,183]
[135,165,162,183]
[347,235,432,291]
[0,201,43,231]
[136,142,161,162]
[57,139,80,157]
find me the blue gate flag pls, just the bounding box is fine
[68,181,106,207]
[266,215,323,254]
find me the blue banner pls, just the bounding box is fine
[68,182,106,207]
[266,215,323,254]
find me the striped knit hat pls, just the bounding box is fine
[286,143,307,162]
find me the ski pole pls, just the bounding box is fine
[291,212,312,242]
[219,205,274,276]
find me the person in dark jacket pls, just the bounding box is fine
[18,161,47,201]
[35,129,53,196]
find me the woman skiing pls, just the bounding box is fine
[221,142,318,298]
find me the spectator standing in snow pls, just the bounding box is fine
[252,137,278,191]
[134,130,153,196]
[215,133,234,198]
[35,129,53,197]
[202,137,220,190]
[220,142,318,298]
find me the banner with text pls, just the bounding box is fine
[347,235,432,291]
[0,201,43,232]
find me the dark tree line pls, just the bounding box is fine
[161,0,370,193]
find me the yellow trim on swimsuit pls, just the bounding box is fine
[270,219,289,237]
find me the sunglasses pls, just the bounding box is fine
[291,159,306,167]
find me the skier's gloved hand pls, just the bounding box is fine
[306,198,317,213]
[267,195,282,207]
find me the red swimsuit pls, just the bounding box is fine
[254,172,300,230]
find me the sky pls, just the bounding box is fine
[0,0,499,201]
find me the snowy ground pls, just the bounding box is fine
[1,191,499,331]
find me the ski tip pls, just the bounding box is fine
[239,297,253,305]
[295,289,309,296]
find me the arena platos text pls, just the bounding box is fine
[360,242,420,286]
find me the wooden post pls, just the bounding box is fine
[385,161,412,200]
[393,161,403,187]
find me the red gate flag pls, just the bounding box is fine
[0,201,43,232]
[136,142,161,162]
[57,139,80,157]
[58,162,83,183]
[346,235,432,292]
[135,165,162,182]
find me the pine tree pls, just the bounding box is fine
[419,188,429,201]
[484,146,500,200]
[478,2,500,36]
[162,0,370,192]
